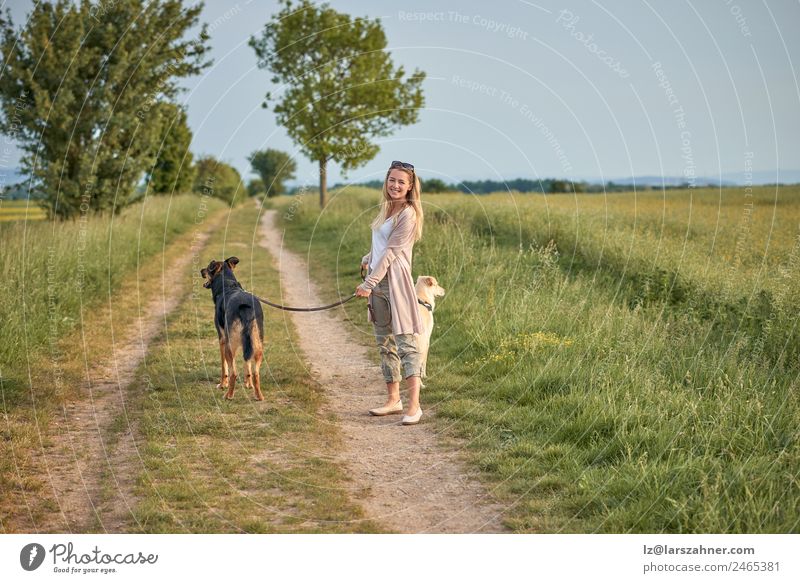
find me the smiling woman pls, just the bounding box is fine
[356,160,426,425]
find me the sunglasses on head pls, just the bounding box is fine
[390,160,414,171]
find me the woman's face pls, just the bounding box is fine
[386,169,412,202]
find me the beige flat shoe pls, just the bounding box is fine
[402,407,423,425]
[369,400,403,416]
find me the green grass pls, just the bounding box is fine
[2,194,377,533]
[0,194,224,383]
[271,185,800,533]
[126,203,380,533]
[0,193,225,531]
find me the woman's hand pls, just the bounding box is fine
[355,285,371,298]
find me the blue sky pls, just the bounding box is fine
[3,0,799,187]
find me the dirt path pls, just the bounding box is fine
[37,228,213,533]
[259,210,506,533]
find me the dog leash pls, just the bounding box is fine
[247,267,367,313]
[249,291,358,312]
[242,267,367,313]
[247,268,432,314]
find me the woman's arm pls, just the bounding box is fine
[359,208,416,291]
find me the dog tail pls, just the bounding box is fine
[239,303,258,361]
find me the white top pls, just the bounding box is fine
[369,216,394,272]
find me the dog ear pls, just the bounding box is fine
[425,276,435,286]
[200,268,208,278]
[225,256,240,269]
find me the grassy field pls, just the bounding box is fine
[0,194,225,529]
[272,185,800,533]
[0,200,47,222]
[0,194,225,387]
[125,203,380,533]
[0,194,380,532]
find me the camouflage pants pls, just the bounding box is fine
[370,277,421,382]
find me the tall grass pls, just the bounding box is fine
[0,193,226,530]
[422,187,800,368]
[0,194,224,398]
[0,200,46,222]
[275,185,799,533]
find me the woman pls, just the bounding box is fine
[355,160,425,425]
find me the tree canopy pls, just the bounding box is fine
[423,178,449,193]
[250,0,425,207]
[148,102,196,195]
[193,156,243,204]
[248,149,296,197]
[0,0,210,218]
[247,178,266,198]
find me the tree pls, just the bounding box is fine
[250,0,425,208]
[193,156,243,204]
[0,1,210,219]
[423,178,449,193]
[247,178,266,197]
[148,102,196,194]
[248,149,296,197]
[549,180,570,193]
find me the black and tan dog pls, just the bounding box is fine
[200,257,265,401]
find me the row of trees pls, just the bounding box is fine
[322,177,583,194]
[144,107,291,203]
[322,177,703,195]
[1,0,428,217]
[0,0,285,214]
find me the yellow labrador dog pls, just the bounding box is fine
[415,276,446,382]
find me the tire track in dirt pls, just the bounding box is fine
[259,210,506,533]
[35,227,215,533]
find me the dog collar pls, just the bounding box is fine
[418,299,433,312]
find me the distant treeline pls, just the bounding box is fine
[311,178,725,195]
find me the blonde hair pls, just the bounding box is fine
[370,166,424,241]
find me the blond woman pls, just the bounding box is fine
[356,161,425,425]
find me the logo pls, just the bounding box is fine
[20,543,46,571]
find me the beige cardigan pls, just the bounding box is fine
[359,205,423,335]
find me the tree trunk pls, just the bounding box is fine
[318,158,328,208]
